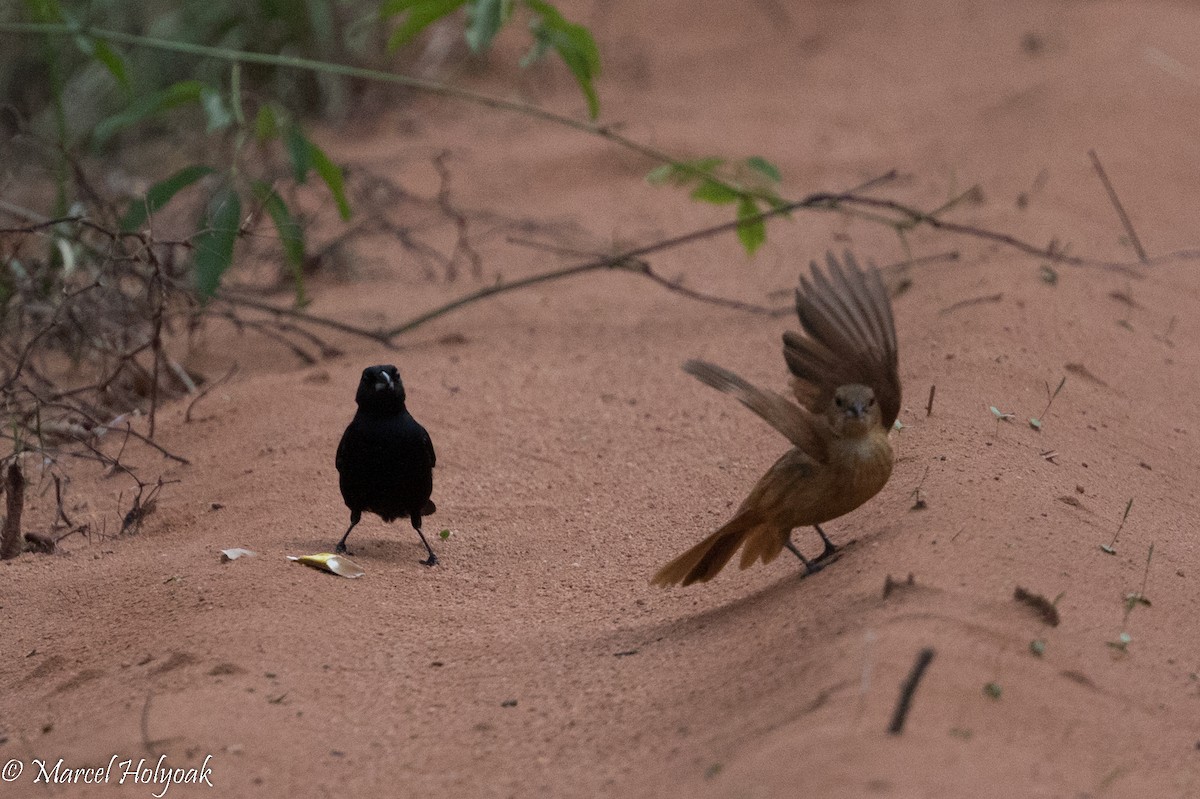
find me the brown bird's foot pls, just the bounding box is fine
[812,524,839,564]
[784,538,824,575]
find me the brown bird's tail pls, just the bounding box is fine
[652,511,776,587]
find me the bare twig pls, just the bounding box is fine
[506,237,782,315]
[432,151,483,280]
[938,293,1003,316]
[1,460,27,560]
[185,363,239,423]
[925,385,936,417]
[216,293,392,345]
[1088,150,1148,263]
[888,647,936,735]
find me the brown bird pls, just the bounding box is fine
[652,251,901,587]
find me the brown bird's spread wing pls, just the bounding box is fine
[683,359,829,463]
[782,251,901,427]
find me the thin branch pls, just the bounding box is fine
[215,293,393,345]
[1088,149,1148,263]
[506,237,781,315]
[887,647,936,735]
[185,363,238,423]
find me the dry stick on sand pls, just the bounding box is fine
[0,460,26,560]
[379,179,1185,341]
[888,647,936,735]
[131,166,1190,350]
[1088,149,1149,264]
[185,364,239,423]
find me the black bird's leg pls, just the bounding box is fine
[784,535,824,575]
[412,514,438,567]
[812,524,839,561]
[336,510,361,554]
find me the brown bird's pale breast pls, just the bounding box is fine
[742,427,893,532]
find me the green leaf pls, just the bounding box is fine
[120,165,215,232]
[23,0,64,24]
[74,36,130,92]
[284,124,311,182]
[519,34,551,68]
[383,0,468,51]
[200,86,234,133]
[253,182,307,306]
[745,156,781,183]
[282,124,350,219]
[254,105,279,142]
[645,164,675,186]
[465,0,510,53]
[526,0,601,119]
[735,196,765,255]
[308,140,352,221]
[689,156,726,172]
[93,80,206,148]
[690,179,741,205]
[193,186,242,301]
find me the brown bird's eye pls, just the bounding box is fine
[835,396,845,407]
[868,397,876,406]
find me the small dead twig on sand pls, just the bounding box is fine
[888,647,936,734]
[938,293,1003,316]
[1,460,27,560]
[1088,149,1148,263]
[185,364,239,423]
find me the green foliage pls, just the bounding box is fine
[281,121,351,220]
[523,0,600,119]
[120,165,216,232]
[646,156,785,256]
[253,181,308,306]
[382,0,467,50]
[193,185,242,301]
[92,80,207,147]
[465,0,510,53]
[382,0,601,119]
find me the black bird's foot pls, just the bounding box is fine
[812,524,839,563]
[335,542,350,555]
[420,553,439,568]
[785,534,843,577]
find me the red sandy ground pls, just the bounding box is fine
[3,1,1200,797]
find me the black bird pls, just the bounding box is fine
[335,365,438,565]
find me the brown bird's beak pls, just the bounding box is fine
[847,400,868,420]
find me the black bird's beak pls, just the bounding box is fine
[375,371,394,391]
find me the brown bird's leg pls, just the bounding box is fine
[813,523,839,561]
[783,525,840,574]
[783,535,824,575]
